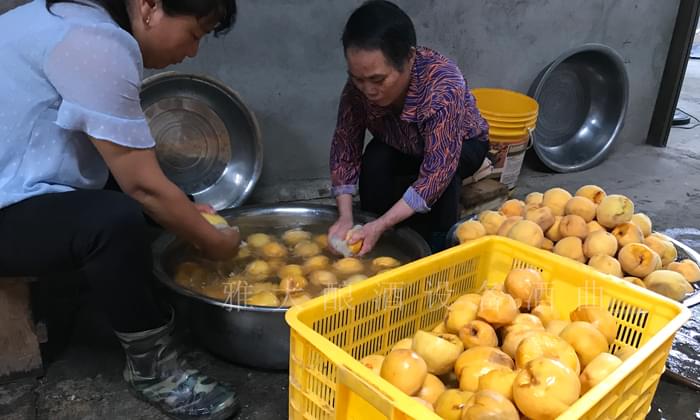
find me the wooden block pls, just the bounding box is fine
[460,179,509,216]
[0,278,43,382]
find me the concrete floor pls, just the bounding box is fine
[3,64,700,420]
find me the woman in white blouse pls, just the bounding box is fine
[0,1,240,418]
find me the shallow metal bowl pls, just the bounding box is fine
[141,72,263,210]
[152,204,430,370]
[528,44,629,173]
[446,214,477,247]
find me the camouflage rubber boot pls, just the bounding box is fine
[114,317,239,420]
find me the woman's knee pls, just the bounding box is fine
[91,191,145,231]
[360,139,397,178]
[459,138,490,178]
[79,191,149,257]
[429,176,461,231]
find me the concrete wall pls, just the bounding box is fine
[1,0,681,202]
[0,0,24,13]
[164,0,679,202]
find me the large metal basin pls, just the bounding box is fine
[141,72,263,210]
[528,44,629,172]
[152,204,430,370]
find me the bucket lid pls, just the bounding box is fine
[473,88,539,119]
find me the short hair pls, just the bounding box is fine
[342,0,416,70]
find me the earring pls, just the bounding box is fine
[145,16,151,25]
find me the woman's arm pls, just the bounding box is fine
[91,137,240,260]
[43,27,239,259]
[349,199,414,256]
[328,81,367,242]
[350,101,465,255]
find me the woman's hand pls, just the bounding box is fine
[348,220,387,256]
[194,203,240,260]
[328,216,354,243]
[200,226,241,260]
[90,137,242,261]
[194,203,215,214]
[329,193,355,254]
[348,199,415,256]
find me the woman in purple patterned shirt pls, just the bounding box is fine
[328,0,490,253]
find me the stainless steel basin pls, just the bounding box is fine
[528,44,629,173]
[140,72,263,210]
[152,204,430,370]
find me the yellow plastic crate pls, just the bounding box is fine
[285,236,690,420]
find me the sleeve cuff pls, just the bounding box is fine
[403,187,431,213]
[56,100,155,149]
[331,184,357,197]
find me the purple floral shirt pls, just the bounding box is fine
[330,47,489,213]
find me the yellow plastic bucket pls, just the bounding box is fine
[473,87,539,119]
[472,88,539,189]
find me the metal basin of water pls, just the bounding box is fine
[152,204,430,370]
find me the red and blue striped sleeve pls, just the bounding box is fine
[404,81,467,212]
[330,81,366,196]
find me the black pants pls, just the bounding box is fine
[0,189,167,333]
[359,138,489,246]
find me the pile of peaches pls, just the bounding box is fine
[359,268,632,419]
[456,185,699,302]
